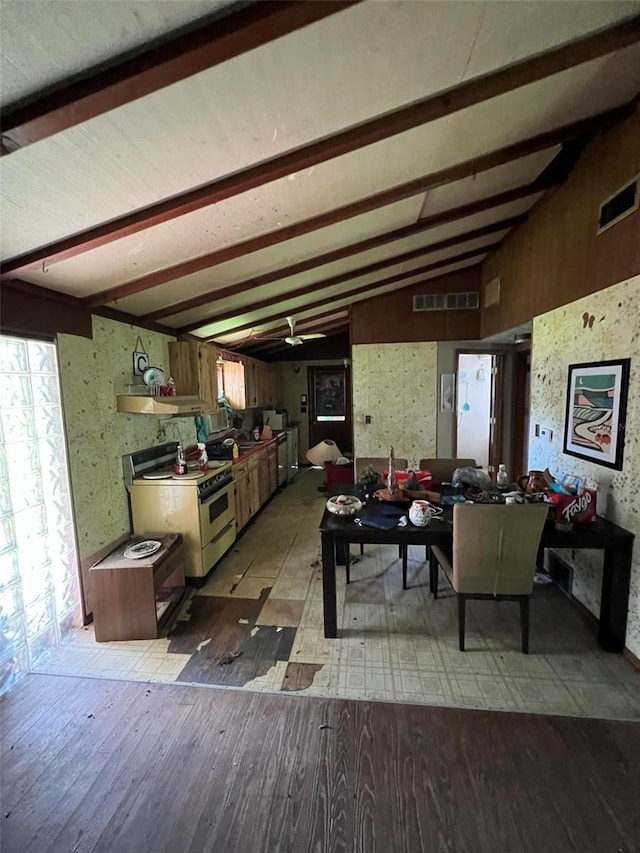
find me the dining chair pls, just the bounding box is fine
[419,457,476,486]
[429,503,548,652]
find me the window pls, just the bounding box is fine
[0,336,81,694]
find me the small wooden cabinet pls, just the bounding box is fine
[168,341,221,412]
[90,534,186,642]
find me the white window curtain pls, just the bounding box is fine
[0,335,82,694]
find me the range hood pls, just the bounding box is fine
[116,395,209,415]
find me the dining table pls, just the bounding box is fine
[319,489,634,652]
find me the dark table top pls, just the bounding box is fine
[319,487,634,546]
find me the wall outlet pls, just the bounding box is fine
[364,414,372,424]
[540,427,553,442]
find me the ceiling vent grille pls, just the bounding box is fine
[597,175,638,234]
[413,291,479,312]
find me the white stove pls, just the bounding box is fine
[123,442,236,580]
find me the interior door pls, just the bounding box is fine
[308,365,352,454]
[455,350,505,473]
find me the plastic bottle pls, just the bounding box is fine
[232,442,239,460]
[197,442,209,471]
[496,463,509,487]
[175,445,187,475]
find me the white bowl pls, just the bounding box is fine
[326,495,362,516]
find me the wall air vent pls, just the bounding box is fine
[413,291,479,312]
[597,175,638,235]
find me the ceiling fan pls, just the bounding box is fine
[281,316,326,346]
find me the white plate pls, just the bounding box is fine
[123,540,162,559]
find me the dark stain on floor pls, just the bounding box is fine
[167,589,296,686]
[281,662,324,692]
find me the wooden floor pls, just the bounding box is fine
[2,674,639,853]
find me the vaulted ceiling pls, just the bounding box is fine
[2,0,640,355]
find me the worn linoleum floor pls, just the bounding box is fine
[38,469,640,719]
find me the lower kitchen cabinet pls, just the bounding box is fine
[233,460,252,532]
[268,445,278,495]
[234,443,278,533]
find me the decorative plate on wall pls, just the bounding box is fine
[142,366,165,387]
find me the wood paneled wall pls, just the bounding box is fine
[1,280,92,340]
[481,106,640,337]
[350,267,481,344]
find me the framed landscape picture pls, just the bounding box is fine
[563,359,630,470]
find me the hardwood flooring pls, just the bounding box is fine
[2,673,639,853]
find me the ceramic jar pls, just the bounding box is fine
[409,499,432,527]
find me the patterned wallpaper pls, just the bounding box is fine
[58,317,198,561]
[352,343,438,466]
[530,274,640,656]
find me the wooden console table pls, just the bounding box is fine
[90,533,186,642]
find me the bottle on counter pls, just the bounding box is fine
[197,442,209,471]
[496,463,509,487]
[175,444,187,475]
[232,442,239,460]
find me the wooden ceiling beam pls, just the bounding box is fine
[178,216,524,334]
[199,248,495,340]
[1,2,358,154]
[73,105,627,306]
[144,179,550,322]
[2,20,636,280]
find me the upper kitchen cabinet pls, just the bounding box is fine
[168,341,221,413]
[219,354,277,411]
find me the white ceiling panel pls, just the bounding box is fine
[419,149,555,217]
[0,0,233,107]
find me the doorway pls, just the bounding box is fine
[307,365,352,455]
[455,351,505,473]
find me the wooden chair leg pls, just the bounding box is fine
[458,594,466,651]
[359,544,364,555]
[402,545,408,590]
[520,597,530,654]
[431,555,439,599]
[346,549,351,584]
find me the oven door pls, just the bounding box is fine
[199,481,236,576]
[199,481,235,545]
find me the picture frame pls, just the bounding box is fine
[563,358,630,470]
[440,373,455,413]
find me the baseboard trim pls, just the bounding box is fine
[564,589,637,669]
[623,647,640,671]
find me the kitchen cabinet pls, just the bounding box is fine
[168,341,221,412]
[220,355,277,411]
[233,460,252,532]
[233,444,275,533]
[248,453,262,518]
[268,444,278,495]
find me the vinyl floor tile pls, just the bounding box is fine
[35,468,640,721]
